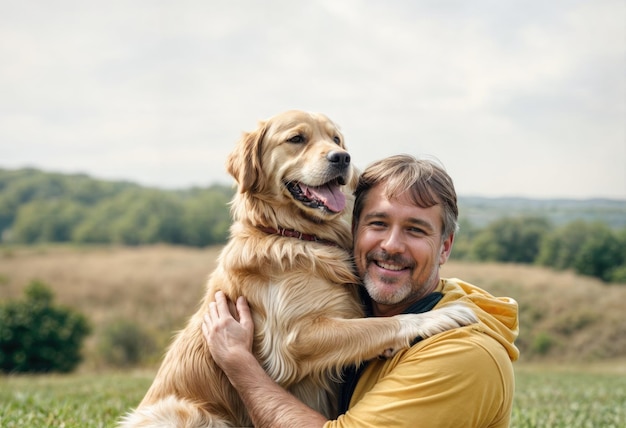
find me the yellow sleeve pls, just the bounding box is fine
[324,327,514,428]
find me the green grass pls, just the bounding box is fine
[512,366,625,428]
[1,366,624,427]
[0,371,152,428]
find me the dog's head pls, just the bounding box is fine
[227,110,358,224]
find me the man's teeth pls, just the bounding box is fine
[377,262,404,271]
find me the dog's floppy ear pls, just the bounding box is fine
[226,121,268,194]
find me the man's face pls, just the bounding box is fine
[353,184,453,315]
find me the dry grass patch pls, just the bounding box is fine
[442,261,626,362]
[1,247,624,368]
[0,245,221,368]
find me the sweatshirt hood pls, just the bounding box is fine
[438,278,520,362]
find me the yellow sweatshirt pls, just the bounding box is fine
[326,278,519,428]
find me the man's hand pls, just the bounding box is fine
[202,290,255,373]
[203,290,328,428]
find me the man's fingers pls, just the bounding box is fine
[215,290,230,316]
[202,314,210,340]
[203,292,255,357]
[209,300,219,321]
[236,296,254,331]
[207,292,251,334]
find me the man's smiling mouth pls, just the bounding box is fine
[375,261,407,271]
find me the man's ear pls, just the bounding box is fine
[439,233,454,266]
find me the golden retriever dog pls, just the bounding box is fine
[120,110,476,427]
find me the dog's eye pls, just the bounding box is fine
[287,135,305,144]
[333,136,341,145]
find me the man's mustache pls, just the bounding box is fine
[366,251,415,269]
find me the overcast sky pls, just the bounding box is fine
[1,0,624,199]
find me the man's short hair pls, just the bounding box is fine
[352,154,459,240]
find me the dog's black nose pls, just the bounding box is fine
[327,151,351,165]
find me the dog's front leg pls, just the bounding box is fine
[286,304,477,375]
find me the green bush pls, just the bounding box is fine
[608,265,626,284]
[532,332,555,355]
[0,280,91,373]
[97,319,157,367]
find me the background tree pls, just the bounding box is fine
[11,200,86,243]
[470,216,552,263]
[181,189,232,246]
[1,168,234,246]
[609,229,626,282]
[573,224,623,282]
[536,220,597,270]
[449,218,480,260]
[538,222,626,282]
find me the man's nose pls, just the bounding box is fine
[380,227,406,254]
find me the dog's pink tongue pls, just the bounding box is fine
[302,184,346,212]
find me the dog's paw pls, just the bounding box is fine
[436,304,479,328]
[378,348,396,359]
[400,304,478,340]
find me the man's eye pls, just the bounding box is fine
[287,135,305,144]
[369,221,386,227]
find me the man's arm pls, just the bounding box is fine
[203,291,328,428]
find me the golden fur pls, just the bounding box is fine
[120,110,476,427]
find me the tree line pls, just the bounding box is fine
[452,217,626,283]
[1,168,624,283]
[0,168,233,247]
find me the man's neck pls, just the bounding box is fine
[372,277,441,317]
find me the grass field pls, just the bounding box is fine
[1,245,625,426]
[511,365,625,427]
[1,365,624,427]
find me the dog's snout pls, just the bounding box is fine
[327,151,351,166]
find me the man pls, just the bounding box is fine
[204,154,519,427]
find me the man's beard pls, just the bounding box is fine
[363,272,413,306]
[362,252,440,307]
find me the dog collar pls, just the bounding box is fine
[257,226,343,249]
